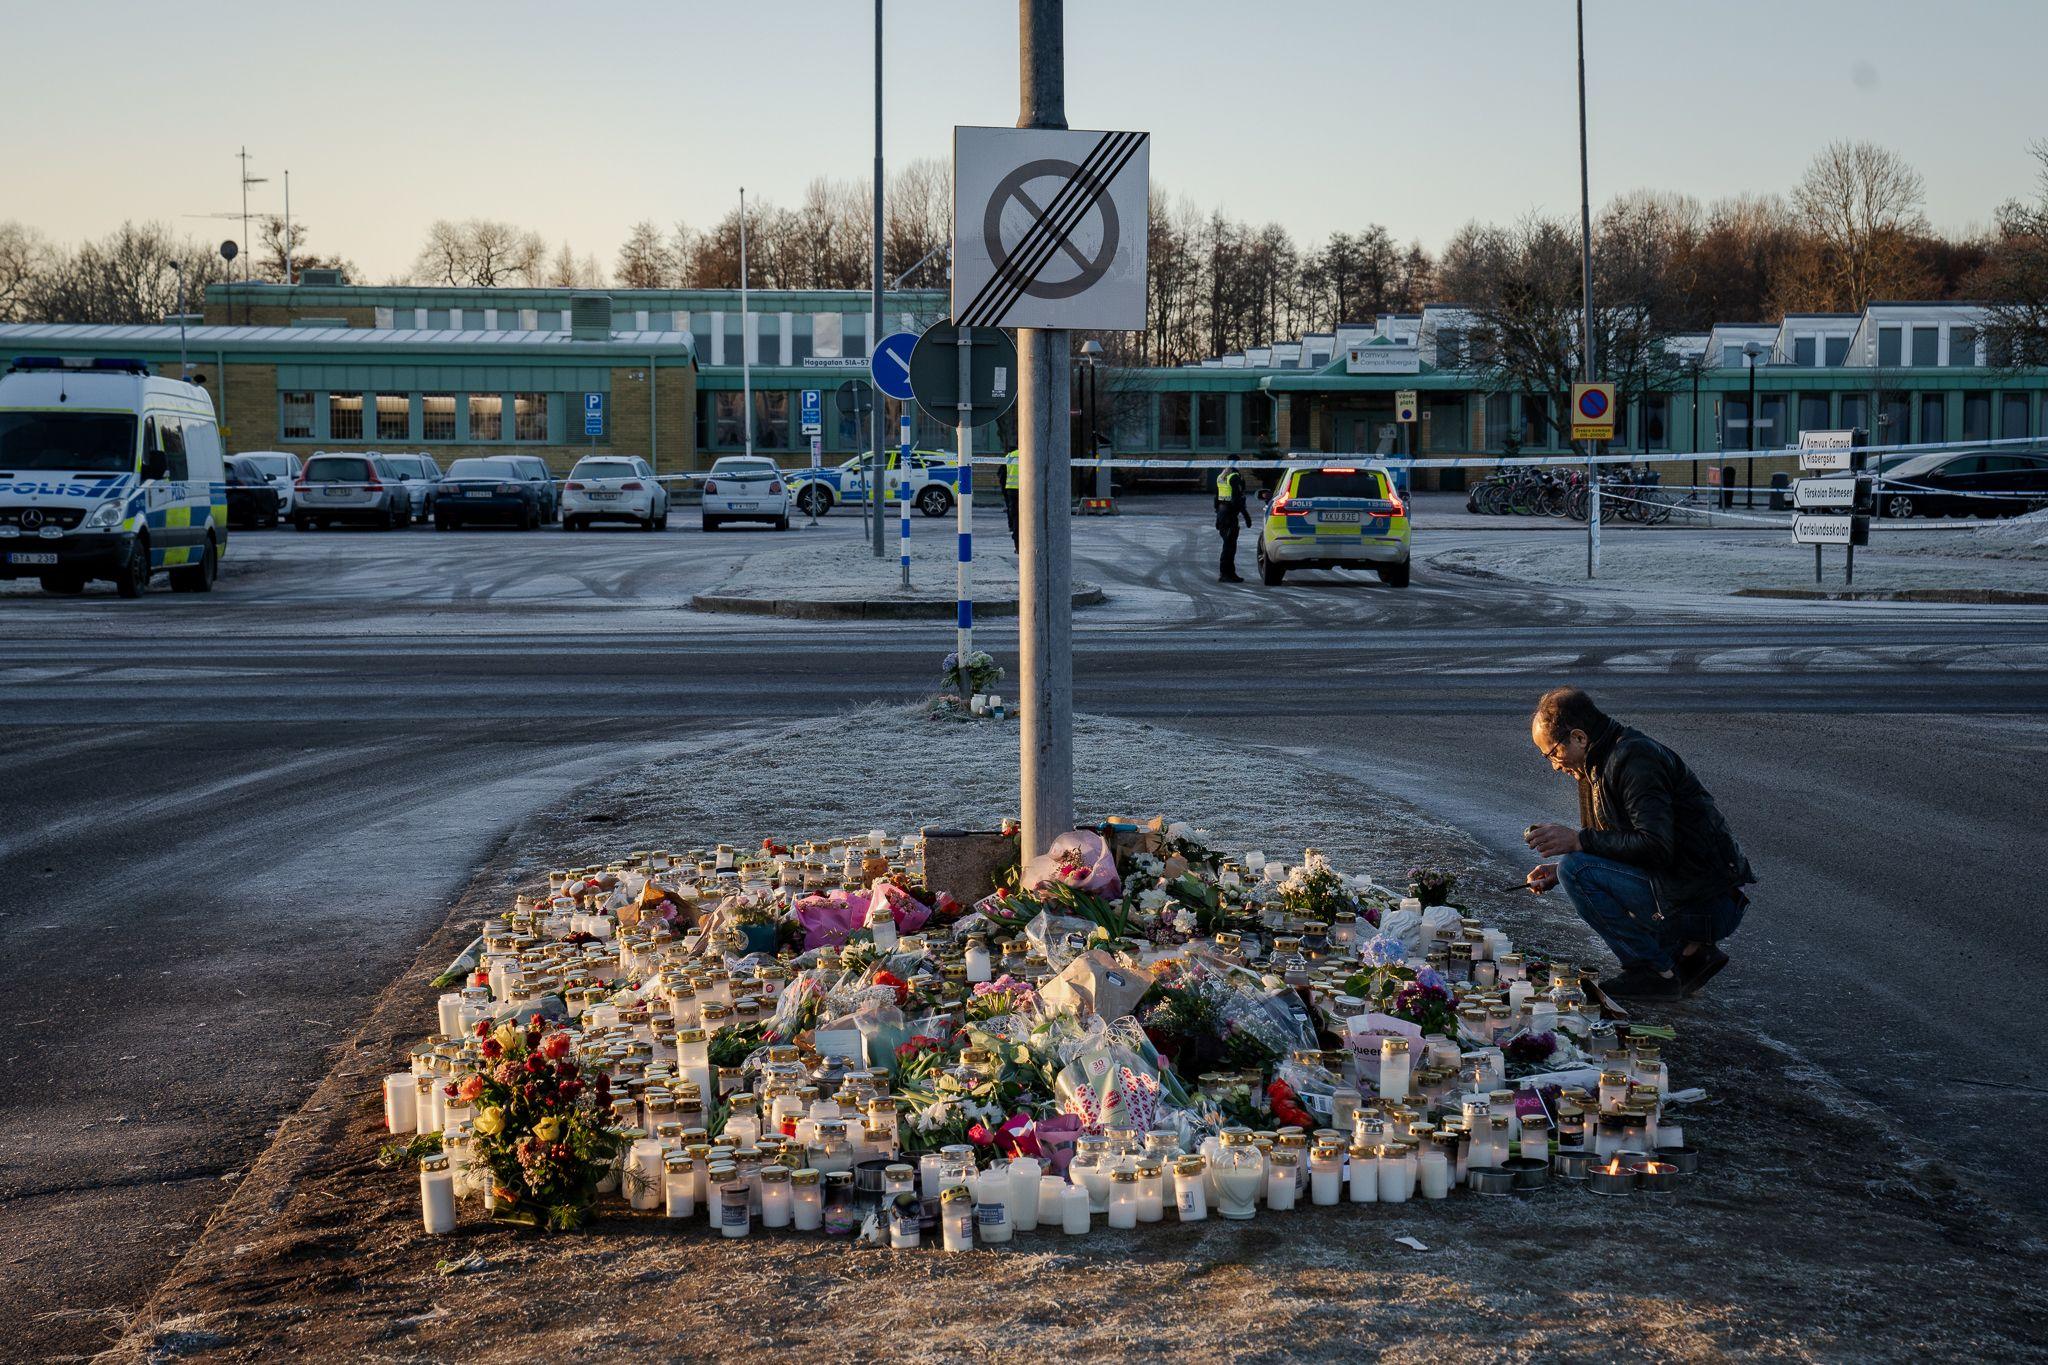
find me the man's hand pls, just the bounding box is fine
[1524,823,1581,857]
[1525,863,1559,894]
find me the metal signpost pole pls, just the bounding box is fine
[899,414,913,589]
[740,188,752,458]
[1017,0,1074,861]
[956,327,975,665]
[1576,0,1599,579]
[871,0,888,558]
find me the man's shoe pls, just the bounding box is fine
[1598,963,1684,1003]
[1678,946,1729,997]
[1219,574,1244,583]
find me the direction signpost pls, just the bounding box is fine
[952,53,1151,859]
[1795,429,1871,583]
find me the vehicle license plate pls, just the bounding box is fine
[589,491,619,500]
[729,501,756,510]
[8,552,58,565]
[1319,510,1361,524]
[466,489,491,498]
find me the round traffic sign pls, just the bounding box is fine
[870,331,919,401]
[834,379,874,417]
[1578,388,1609,419]
[909,321,1020,429]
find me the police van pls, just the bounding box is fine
[0,356,227,597]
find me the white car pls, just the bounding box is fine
[701,456,790,531]
[380,452,443,523]
[237,451,303,519]
[562,455,669,531]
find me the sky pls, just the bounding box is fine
[3,0,2043,282]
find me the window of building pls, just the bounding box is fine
[1523,394,1552,446]
[1918,393,1945,443]
[1758,394,1787,449]
[1877,327,1902,367]
[1879,392,1910,442]
[724,315,745,366]
[1824,335,1850,366]
[757,315,782,367]
[1195,393,1226,447]
[1797,394,1831,438]
[1241,393,1273,450]
[328,392,364,440]
[1640,396,1669,451]
[714,392,745,447]
[2002,393,2033,439]
[1948,326,1976,367]
[1839,393,1867,434]
[1911,327,1939,367]
[843,313,868,360]
[469,394,503,441]
[1720,344,1743,367]
[1721,396,1750,449]
[1158,395,1191,448]
[754,391,790,448]
[1484,393,1514,449]
[691,317,715,362]
[789,315,813,364]
[376,394,409,441]
[1962,392,1992,442]
[281,391,314,440]
[425,309,451,330]
[422,394,456,441]
[1435,329,1463,369]
[1793,336,1817,366]
[513,393,548,442]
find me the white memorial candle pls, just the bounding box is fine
[1379,1037,1412,1101]
[1418,1145,1451,1199]
[1348,1145,1378,1203]
[437,993,464,1038]
[383,1073,417,1134]
[419,1154,456,1234]
[975,1169,1013,1243]
[1008,1158,1042,1232]
[1038,1174,1067,1228]
[1061,1182,1092,1234]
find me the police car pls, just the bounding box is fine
[0,355,227,597]
[787,448,964,519]
[1255,462,1411,587]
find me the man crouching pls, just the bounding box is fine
[1523,687,1753,1002]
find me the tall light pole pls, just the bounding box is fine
[740,187,752,458]
[1744,339,1764,507]
[1575,0,1598,578]
[1017,0,1074,861]
[870,0,888,557]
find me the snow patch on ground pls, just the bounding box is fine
[1426,530,2048,594]
[710,527,1022,602]
[1889,507,2048,561]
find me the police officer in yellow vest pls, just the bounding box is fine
[1003,449,1021,550]
[1214,459,1251,583]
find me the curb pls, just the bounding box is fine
[1733,586,2048,604]
[690,583,1106,620]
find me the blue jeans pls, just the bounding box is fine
[1556,852,1743,973]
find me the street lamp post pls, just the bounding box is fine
[1744,340,1763,508]
[1078,338,1104,498]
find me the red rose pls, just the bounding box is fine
[480,1038,502,1061]
[542,1032,571,1060]
[523,1055,545,1074]
[555,1060,578,1081]
[524,1030,542,1052]
[561,1079,583,1102]
[474,1018,491,1038]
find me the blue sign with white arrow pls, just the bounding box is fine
[870,330,919,402]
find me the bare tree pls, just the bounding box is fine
[615,220,673,289]
[1788,141,1932,311]
[409,219,547,287]
[20,221,234,324]
[1972,140,2048,371]
[254,214,355,284]
[0,221,52,322]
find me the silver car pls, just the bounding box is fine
[293,452,413,531]
[380,452,443,523]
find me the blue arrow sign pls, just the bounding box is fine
[871,331,919,401]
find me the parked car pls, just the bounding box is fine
[236,450,302,519]
[224,456,282,529]
[380,452,443,523]
[561,455,669,531]
[1868,450,2048,519]
[505,455,560,523]
[293,452,413,530]
[435,457,547,530]
[701,455,791,531]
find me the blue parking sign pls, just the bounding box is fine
[800,388,821,436]
[583,391,604,437]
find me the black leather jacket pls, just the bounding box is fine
[1576,720,1755,910]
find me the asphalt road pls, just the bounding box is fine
[3,498,2044,1356]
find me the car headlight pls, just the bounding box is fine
[86,499,124,529]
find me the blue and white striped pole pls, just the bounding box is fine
[898,414,912,590]
[955,327,974,665]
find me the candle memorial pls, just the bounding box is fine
[381,820,1704,1243]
